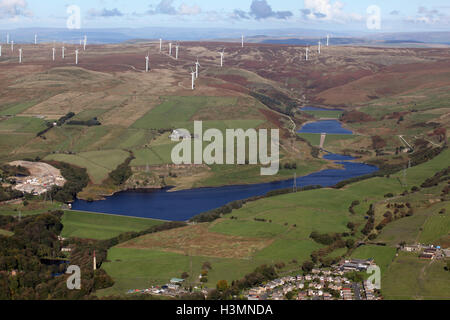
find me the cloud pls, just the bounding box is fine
[178,4,202,16]
[249,0,293,20]
[390,10,400,16]
[146,0,202,16]
[148,0,177,15]
[89,8,124,18]
[301,0,362,22]
[406,6,449,25]
[0,0,32,18]
[231,9,250,20]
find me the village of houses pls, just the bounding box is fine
[124,242,449,301]
[126,258,380,301]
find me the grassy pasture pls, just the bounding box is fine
[419,203,450,245]
[0,101,37,116]
[302,110,344,119]
[351,245,397,274]
[381,252,450,300]
[97,247,265,296]
[0,201,62,217]
[61,210,163,240]
[44,149,129,184]
[376,200,449,246]
[0,116,47,134]
[131,96,261,131]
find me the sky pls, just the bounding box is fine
[0,0,449,32]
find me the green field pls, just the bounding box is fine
[209,219,288,238]
[0,201,63,217]
[45,149,130,184]
[131,96,241,130]
[61,210,164,240]
[302,109,344,119]
[351,245,397,274]
[381,252,450,300]
[0,116,47,134]
[419,204,450,245]
[377,200,450,246]
[98,247,272,296]
[0,101,37,116]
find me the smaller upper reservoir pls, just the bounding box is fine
[298,120,353,135]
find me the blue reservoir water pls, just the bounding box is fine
[298,120,353,135]
[72,155,377,221]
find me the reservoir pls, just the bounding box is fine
[72,153,377,221]
[297,120,353,135]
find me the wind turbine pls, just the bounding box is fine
[190,68,196,90]
[52,47,55,61]
[62,44,65,59]
[318,40,321,54]
[326,34,330,47]
[241,35,244,48]
[175,43,179,60]
[169,42,172,56]
[145,54,149,72]
[0,45,2,57]
[305,47,309,61]
[219,48,225,67]
[83,35,87,51]
[19,48,22,63]
[6,33,9,44]
[159,38,162,53]
[34,34,37,45]
[11,40,14,52]
[195,58,201,79]
[75,49,79,65]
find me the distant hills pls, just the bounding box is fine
[0,27,448,47]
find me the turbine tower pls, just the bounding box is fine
[145,54,149,72]
[219,48,225,67]
[191,68,196,90]
[83,35,87,51]
[305,47,309,61]
[6,33,9,44]
[0,45,2,57]
[326,34,330,47]
[169,42,172,56]
[241,35,244,48]
[52,47,55,61]
[19,48,22,63]
[159,38,162,53]
[75,49,79,65]
[318,40,321,54]
[11,40,14,52]
[34,34,37,45]
[62,45,65,59]
[175,43,179,60]
[195,59,201,79]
